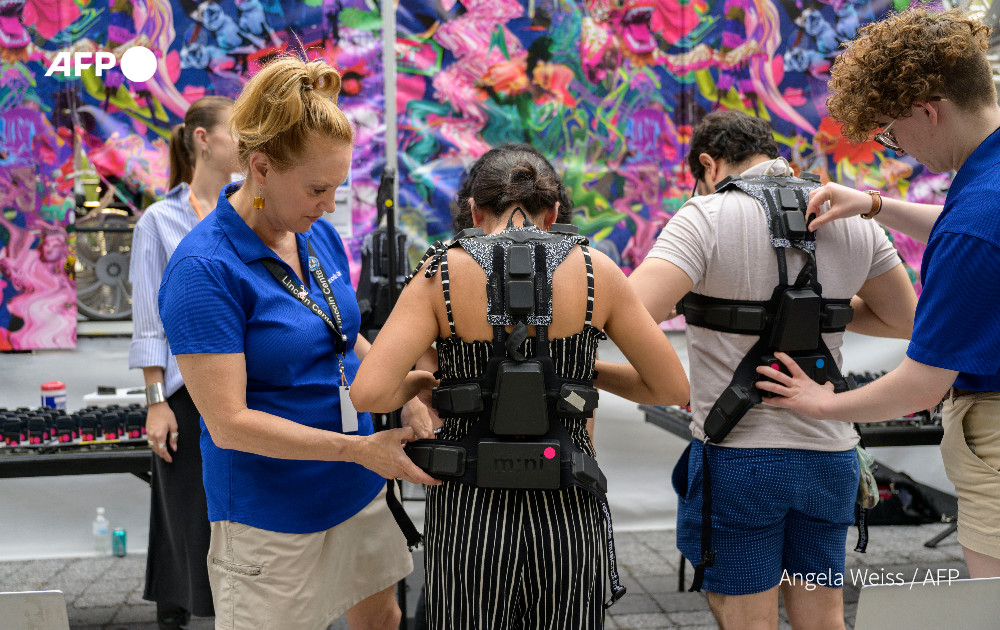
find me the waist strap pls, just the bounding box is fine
[406,429,626,608]
[679,292,853,335]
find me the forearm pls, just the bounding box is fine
[208,406,363,462]
[594,360,665,405]
[352,369,435,413]
[356,383,416,414]
[818,360,953,423]
[846,296,913,339]
[875,197,942,244]
[141,366,166,387]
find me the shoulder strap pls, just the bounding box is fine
[582,246,595,328]
[440,250,456,338]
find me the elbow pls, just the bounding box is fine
[203,416,237,450]
[888,311,915,340]
[668,379,691,407]
[648,378,690,407]
[897,315,916,340]
[917,386,950,412]
[349,385,381,413]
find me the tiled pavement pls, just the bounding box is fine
[0,522,966,629]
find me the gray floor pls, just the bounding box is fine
[3,329,963,629]
[0,524,969,629]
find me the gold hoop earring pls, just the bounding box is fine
[253,186,265,210]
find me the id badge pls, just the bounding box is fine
[339,385,359,433]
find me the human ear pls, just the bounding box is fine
[471,200,485,227]
[248,153,270,186]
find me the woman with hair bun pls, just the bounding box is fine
[129,94,235,630]
[159,57,437,630]
[352,146,689,628]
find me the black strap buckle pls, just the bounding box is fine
[688,551,718,593]
[603,585,627,609]
[699,549,718,568]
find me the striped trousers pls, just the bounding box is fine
[423,481,607,629]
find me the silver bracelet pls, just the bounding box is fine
[145,382,167,406]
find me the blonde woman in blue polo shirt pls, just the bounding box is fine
[159,57,439,630]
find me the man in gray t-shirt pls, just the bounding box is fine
[630,111,917,630]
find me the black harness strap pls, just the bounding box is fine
[689,441,716,592]
[385,479,422,549]
[679,293,853,336]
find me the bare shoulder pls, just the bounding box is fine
[584,246,626,286]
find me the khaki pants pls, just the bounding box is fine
[207,487,413,630]
[940,391,1000,558]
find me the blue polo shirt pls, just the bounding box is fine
[907,126,1000,391]
[159,182,382,533]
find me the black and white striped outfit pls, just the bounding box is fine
[423,245,609,629]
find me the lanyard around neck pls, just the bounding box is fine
[189,190,208,220]
[260,243,348,355]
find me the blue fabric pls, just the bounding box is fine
[674,440,858,595]
[908,127,1000,391]
[159,182,382,534]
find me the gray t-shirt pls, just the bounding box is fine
[647,158,901,450]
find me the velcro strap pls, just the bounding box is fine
[407,444,467,476]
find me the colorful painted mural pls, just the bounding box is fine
[2,0,945,349]
[1,0,386,349]
[395,0,938,307]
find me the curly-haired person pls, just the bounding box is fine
[757,8,1000,579]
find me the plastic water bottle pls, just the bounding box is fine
[92,507,111,555]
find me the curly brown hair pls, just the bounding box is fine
[827,8,995,143]
[687,111,780,183]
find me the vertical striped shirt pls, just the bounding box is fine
[128,183,202,397]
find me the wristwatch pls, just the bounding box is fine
[145,382,167,406]
[861,190,882,219]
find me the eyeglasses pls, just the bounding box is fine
[873,98,948,154]
[874,117,902,153]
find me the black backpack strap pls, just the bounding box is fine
[681,292,853,336]
[385,479,423,549]
[488,244,507,357]
[689,440,716,592]
[533,243,551,360]
[702,336,770,442]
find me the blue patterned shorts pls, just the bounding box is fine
[674,440,859,595]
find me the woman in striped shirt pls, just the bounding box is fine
[128,95,235,630]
